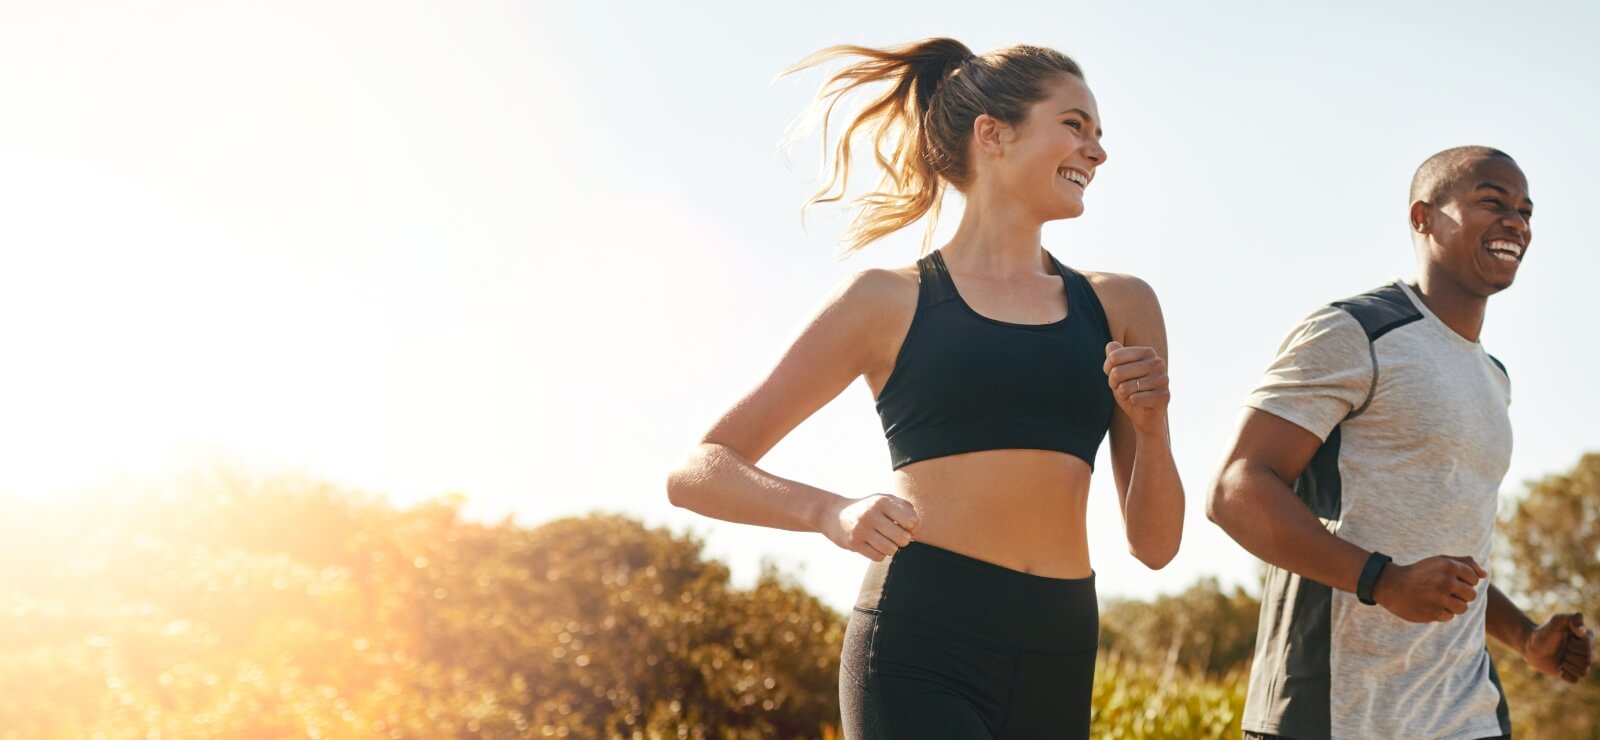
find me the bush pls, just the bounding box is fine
[1091,653,1247,738]
[0,472,843,739]
[4,453,1592,739]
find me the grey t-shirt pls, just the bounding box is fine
[1240,281,1513,740]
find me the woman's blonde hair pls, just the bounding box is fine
[786,38,1084,255]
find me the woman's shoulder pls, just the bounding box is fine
[1077,270,1159,312]
[827,263,921,315]
[803,263,923,369]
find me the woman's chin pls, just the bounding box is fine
[1050,200,1085,221]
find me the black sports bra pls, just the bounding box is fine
[874,249,1116,470]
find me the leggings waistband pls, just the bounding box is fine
[854,541,1098,652]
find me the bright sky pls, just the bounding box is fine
[2,1,1596,613]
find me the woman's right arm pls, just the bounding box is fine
[665,268,921,561]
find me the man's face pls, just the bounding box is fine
[1423,157,1533,296]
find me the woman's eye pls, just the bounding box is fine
[1064,120,1082,130]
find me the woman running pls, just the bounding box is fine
[666,37,1184,739]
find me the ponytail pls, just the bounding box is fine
[784,38,1084,255]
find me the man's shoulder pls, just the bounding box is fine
[1327,282,1423,342]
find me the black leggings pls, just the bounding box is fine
[839,541,1099,739]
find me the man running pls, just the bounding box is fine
[1208,146,1593,739]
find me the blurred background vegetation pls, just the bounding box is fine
[1,454,1594,738]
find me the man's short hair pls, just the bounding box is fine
[1409,146,1515,206]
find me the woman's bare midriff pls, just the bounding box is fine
[891,448,1095,579]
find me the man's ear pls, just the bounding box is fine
[1409,201,1431,235]
[971,114,1009,157]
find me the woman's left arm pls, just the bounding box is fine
[1096,273,1184,569]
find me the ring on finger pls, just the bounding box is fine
[1134,378,1141,393]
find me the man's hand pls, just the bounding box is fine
[1372,555,1485,623]
[1523,613,1594,683]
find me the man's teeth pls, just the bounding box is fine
[1486,240,1524,263]
[1058,169,1088,187]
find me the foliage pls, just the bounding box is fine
[1492,452,1600,740]
[1091,653,1246,739]
[0,471,842,739]
[1099,577,1260,679]
[2,453,1594,738]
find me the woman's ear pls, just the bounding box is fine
[971,114,1009,157]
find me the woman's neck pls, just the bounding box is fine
[939,195,1050,277]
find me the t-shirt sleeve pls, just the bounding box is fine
[1488,354,1511,406]
[1244,305,1374,442]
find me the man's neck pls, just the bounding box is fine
[1410,271,1488,343]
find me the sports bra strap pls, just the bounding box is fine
[878,247,1118,471]
[919,251,959,305]
[1049,253,1111,337]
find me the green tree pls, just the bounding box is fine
[0,473,846,739]
[1091,653,1246,738]
[1099,577,1260,678]
[1492,452,1600,740]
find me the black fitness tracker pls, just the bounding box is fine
[1357,551,1392,606]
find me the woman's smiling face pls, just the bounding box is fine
[984,74,1107,222]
